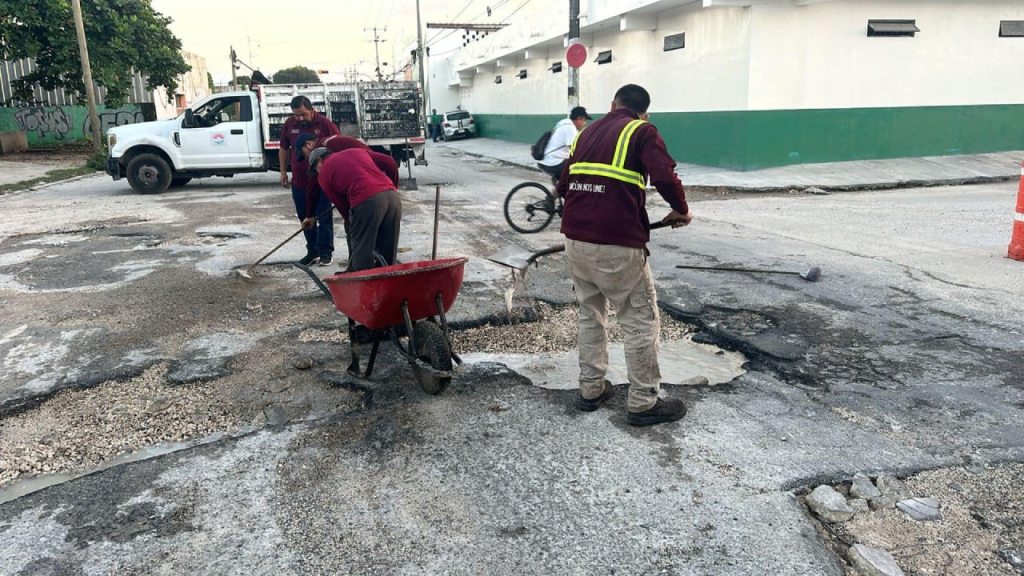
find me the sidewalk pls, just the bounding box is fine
[438,137,1023,192]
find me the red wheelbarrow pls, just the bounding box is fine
[314,257,468,394]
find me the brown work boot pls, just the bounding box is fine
[575,380,616,412]
[627,398,687,427]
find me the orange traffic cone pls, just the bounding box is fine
[1010,162,1024,261]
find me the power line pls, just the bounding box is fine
[424,0,477,45]
[500,0,535,24]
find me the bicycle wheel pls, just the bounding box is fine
[504,182,556,234]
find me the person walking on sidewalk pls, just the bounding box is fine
[557,84,693,427]
[303,147,402,272]
[278,95,340,266]
[538,106,590,182]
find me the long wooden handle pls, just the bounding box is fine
[246,227,305,271]
[245,206,334,271]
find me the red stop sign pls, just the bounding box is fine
[566,43,587,68]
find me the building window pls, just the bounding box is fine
[494,75,502,84]
[517,69,527,79]
[664,33,685,52]
[595,50,612,65]
[549,62,563,73]
[1000,21,1024,37]
[867,19,920,37]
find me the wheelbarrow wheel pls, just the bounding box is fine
[412,321,453,394]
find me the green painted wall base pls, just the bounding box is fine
[475,104,1024,171]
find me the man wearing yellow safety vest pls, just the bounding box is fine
[556,84,693,427]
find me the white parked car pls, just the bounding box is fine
[441,110,476,141]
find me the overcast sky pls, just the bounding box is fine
[149,0,525,82]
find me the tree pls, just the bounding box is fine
[272,66,320,84]
[207,72,214,90]
[0,0,190,105]
[235,75,252,88]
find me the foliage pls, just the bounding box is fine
[207,72,214,90]
[272,66,320,84]
[86,144,109,171]
[0,0,191,105]
[235,75,252,88]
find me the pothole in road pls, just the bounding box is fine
[0,364,256,493]
[451,302,747,389]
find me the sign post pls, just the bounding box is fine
[567,0,582,108]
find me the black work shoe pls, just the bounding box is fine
[575,381,616,412]
[318,255,333,267]
[298,253,319,266]
[627,398,687,427]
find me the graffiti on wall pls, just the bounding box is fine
[14,107,73,139]
[83,109,147,136]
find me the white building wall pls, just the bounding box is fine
[453,0,1024,115]
[746,0,1024,110]
[154,50,211,119]
[581,4,752,113]
[460,3,753,115]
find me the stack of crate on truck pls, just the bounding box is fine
[105,81,427,194]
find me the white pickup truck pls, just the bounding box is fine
[106,81,427,194]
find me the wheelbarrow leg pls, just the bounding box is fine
[401,301,417,356]
[346,318,361,377]
[364,332,382,378]
[435,293,462,365]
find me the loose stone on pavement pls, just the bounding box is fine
[850,473,882,500]
[895,497,942,522]
[847,544,906,576]
[805,484,854,523]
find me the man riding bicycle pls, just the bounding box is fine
[538,106,591,182]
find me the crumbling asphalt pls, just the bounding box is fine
[0,145,1021,574]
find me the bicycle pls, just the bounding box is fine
[503,177,563,234]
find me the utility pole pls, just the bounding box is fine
[70,0,102,153]
[568,0,580,109]
[230,46,238,90]
[364,27,387,81]
[416,0,428,164]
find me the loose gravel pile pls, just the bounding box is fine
[0,364,254,488]
[452,302,693,355]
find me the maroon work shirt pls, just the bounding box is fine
[279,111,340,190]
[557,108,688,249]
[312,148,399,221]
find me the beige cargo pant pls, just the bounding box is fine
[566,239,661,412]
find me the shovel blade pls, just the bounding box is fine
[485,245,534,270]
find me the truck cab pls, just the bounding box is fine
[106,91,269,194]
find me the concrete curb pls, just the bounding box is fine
[0,170,103,197]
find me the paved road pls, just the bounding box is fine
[0,144,1021,574]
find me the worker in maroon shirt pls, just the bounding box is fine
[557,84,693,427]
[278,95,340,266]
[300,135,399,217]
[302,147,402,271]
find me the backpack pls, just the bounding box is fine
[530,130,553,161]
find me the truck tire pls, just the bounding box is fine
[169,177,192,188]
[126,153,172,194]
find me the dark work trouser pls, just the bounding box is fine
[292,185,333,259]
[348,189,402,271]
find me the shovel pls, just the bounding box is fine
[675,264,821,282]
[487,221,671,271]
